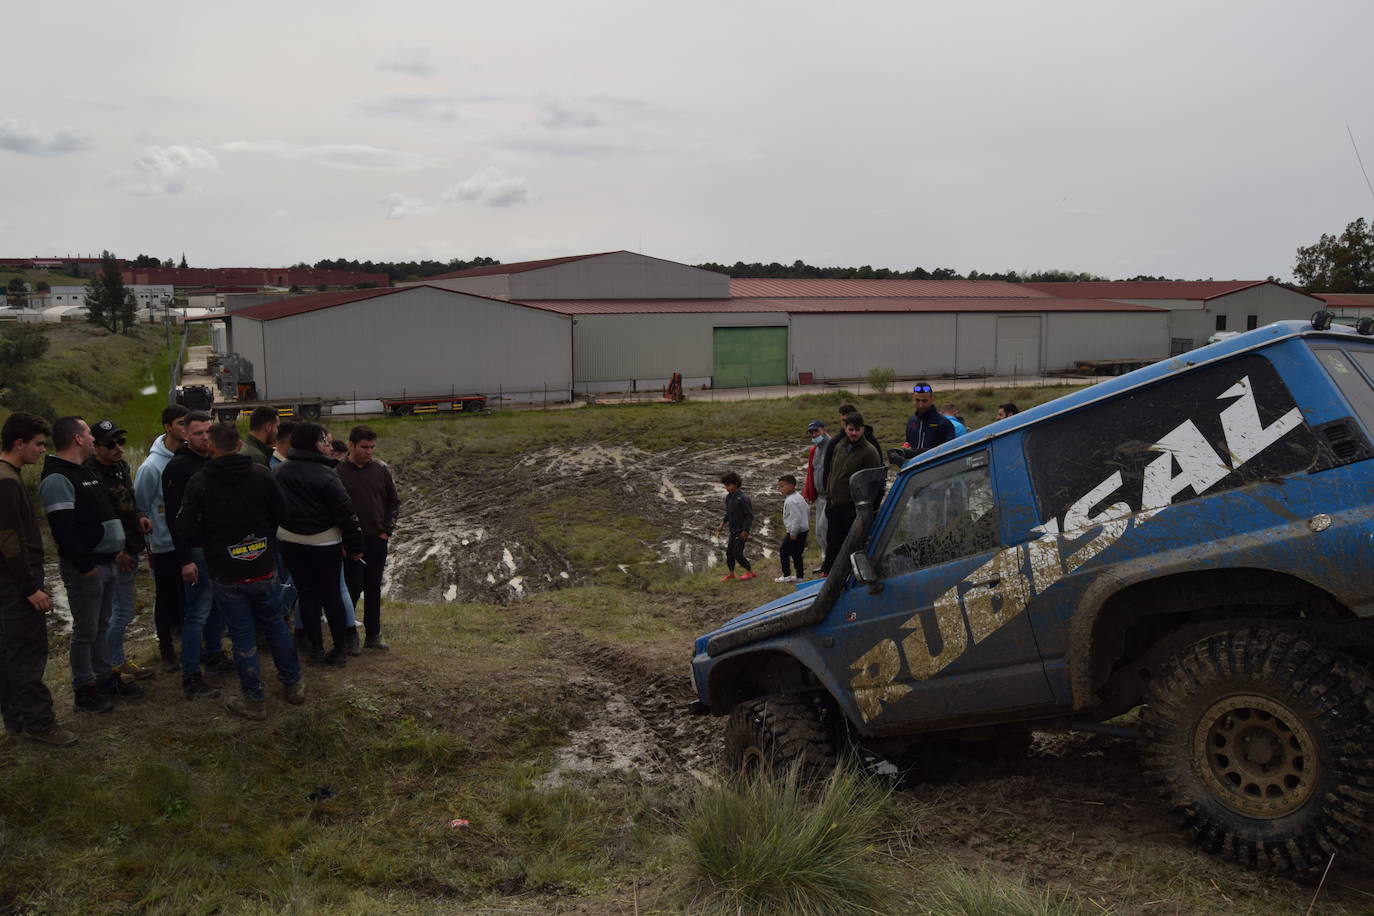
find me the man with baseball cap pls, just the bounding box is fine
[85,420,155,682]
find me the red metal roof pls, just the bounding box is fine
[231,287,407,321]
[1023,280,1280,300]
[729,278,1046,298]
[520,297,1160,315]
[425,251,621,280]
[230,285,565,322]
[1314,292,1374,308]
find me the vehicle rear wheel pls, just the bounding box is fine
[1139,626,1374,873]
[300,404,321,420]
[465,399,486,412]
[723,694,837,780]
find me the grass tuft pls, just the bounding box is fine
[680,763,896,915]
[912,864,1096,915]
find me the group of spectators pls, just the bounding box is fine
[0,403,400,747]
[717,383,1022,583]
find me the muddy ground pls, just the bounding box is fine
[384,440,808,604]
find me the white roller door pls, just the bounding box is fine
[995,315,1041,376]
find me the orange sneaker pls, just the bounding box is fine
[719,573,737,581]
[738,571,757,581]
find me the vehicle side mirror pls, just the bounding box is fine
[850,466,888,507]
[849,551,883,593]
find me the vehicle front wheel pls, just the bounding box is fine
[723,694,837,780]
[1140,626,1374,873]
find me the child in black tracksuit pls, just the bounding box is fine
[715,471,755,580]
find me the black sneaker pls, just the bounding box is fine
[182,674,221,701]
[205,652,236,674]
[74,685,114,714]
[97,676,145,700]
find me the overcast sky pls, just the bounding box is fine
[3,1,1372,280]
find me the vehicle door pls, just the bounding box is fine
[836,449,1053,734]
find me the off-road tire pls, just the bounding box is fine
[723,694,836,780]
[1140,626,1374,872]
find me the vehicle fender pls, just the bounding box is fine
[706,635,869,732]
[1065,523,1343,710]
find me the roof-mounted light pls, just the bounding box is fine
[1359,317,1374,336]
[1311,310,1335,331]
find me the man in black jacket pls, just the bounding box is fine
[179,424,304,720]
[39,417,143,713]
[162,411,231,699]
[0,413,76,746]
[337,425,400,652]
[276,423,364,666]
[85,419,155,681]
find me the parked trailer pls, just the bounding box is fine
[210,398,330,423]
[1074,356,1161,376]
[380,393,487,417]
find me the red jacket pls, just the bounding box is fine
[802,444,818,503]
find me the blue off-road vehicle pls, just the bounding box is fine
[690,315,1374,873]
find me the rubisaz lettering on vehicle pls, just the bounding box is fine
[688,315,1374,876]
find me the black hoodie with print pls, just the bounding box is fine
[177,453,288,584]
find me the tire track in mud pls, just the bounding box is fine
[385,441,809,605]
[535,628,721,788]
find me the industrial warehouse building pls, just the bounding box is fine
[1025,280,1324,355]
[416,252,1169,392]
[227,286,571,401]
[224,251,1327,404]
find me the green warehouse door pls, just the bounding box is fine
[712,327,788,388]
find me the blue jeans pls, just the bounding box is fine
[291,565,356,630]
[181,549,226,678]
[106,564,138,667]
[213,577,301,700]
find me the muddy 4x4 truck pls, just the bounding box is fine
[690,314,1374,873]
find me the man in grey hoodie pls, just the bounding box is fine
[133,404,189,671]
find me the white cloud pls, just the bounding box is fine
[356,95,465,124]
[375,47,438,78]
[380,193,436,220]
[119,145,218,195]
[221,140,435,171]
[439,167,529,207]
[535,98,601,129]
[0,119,93,156]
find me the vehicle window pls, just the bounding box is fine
[877,457,998,578]
[1025,353,1320,528]
[1315,346,1374,433]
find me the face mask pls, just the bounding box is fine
[811,434,825,445]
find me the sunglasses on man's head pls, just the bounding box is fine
[912,385,932,393]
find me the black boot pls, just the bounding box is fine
[345,628,362,657]
[323,645,348,667]
[364,633,390,652]
[160,642,178,673]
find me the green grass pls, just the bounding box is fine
[0,268,90,290]
[333,383,1086,472]
[911,865,1094,915]
[680,764,897,915]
